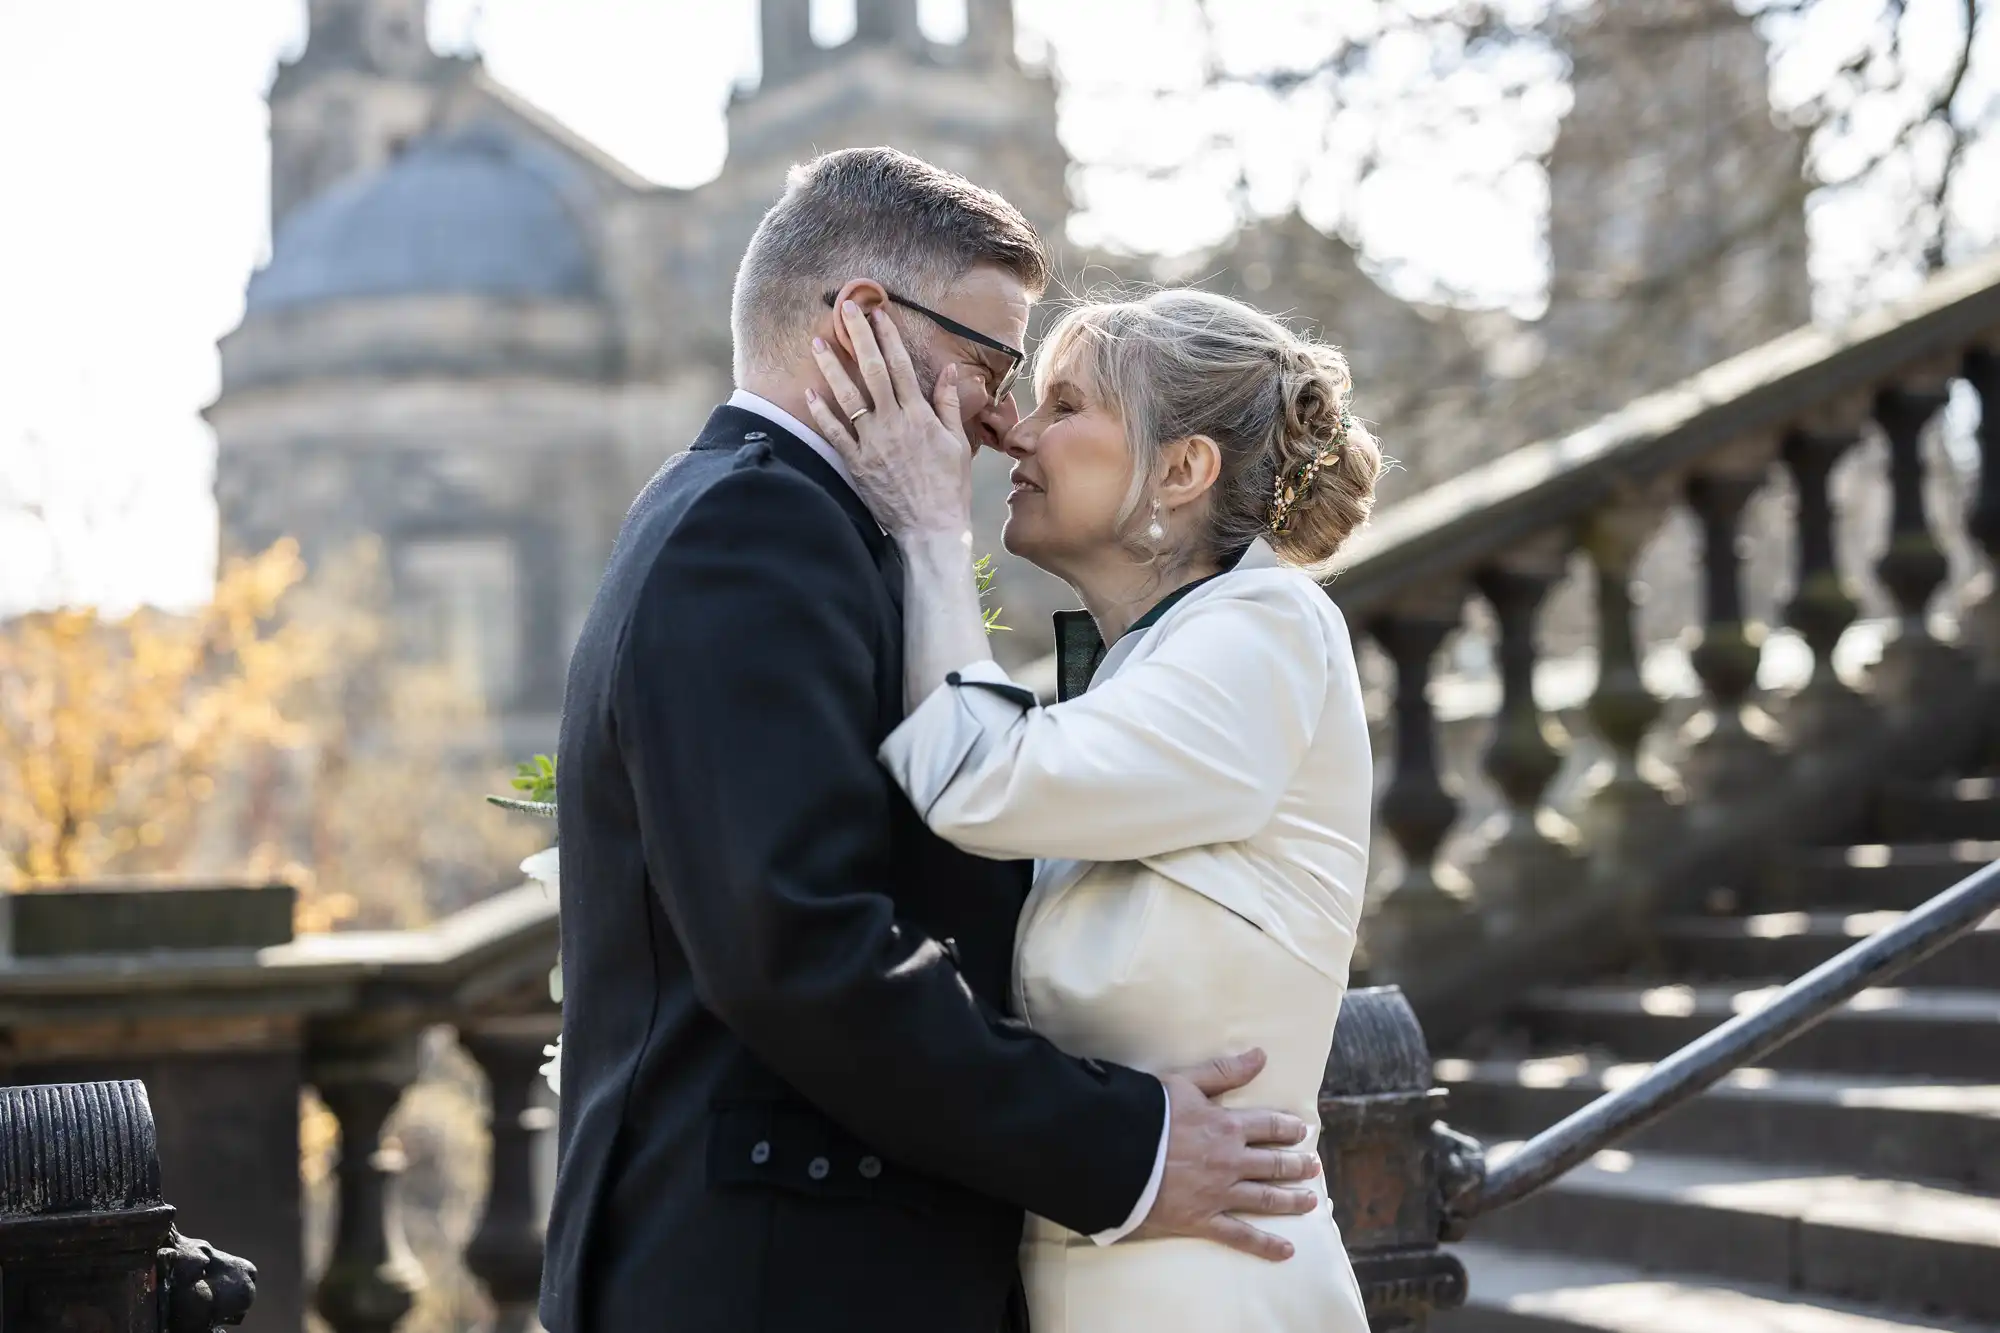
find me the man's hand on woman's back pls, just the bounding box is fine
[1136,1048,1324,1261]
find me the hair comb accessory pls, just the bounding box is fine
[1268,404,1355,534]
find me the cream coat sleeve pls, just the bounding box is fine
[878,579,1331,862]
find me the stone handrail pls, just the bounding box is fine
[0,881,555,1020]
[1324,250,2000,618]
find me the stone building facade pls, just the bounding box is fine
[209,0,1811,746]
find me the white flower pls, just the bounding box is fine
[521,846,560,891]
[540,1039,562,1096]
[522,843,563,1097]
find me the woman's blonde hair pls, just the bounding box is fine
[1035,288,1383,569]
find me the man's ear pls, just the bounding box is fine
[1159,435,1223,513]
[827,279,890,358]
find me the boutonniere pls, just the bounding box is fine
[490,755,561,1093]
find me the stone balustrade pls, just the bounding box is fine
[0,883,558,1331]
[1327,251,2000,1044]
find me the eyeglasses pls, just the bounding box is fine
[822,289,1025,403]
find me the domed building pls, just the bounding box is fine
[210,0,1056,748]
[212,119,643,741]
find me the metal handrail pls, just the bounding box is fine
[1453,854,2000,1220]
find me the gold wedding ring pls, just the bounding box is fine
[848,405,873,424]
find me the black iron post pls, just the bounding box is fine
[1319,986,1480,1332]
[0,1079,255,1333]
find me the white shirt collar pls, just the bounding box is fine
[1236,537,1280,571]
[727,388,856,491]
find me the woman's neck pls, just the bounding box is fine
[1068,549,1222,644]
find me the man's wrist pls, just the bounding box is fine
[1090,1081,1171,1245]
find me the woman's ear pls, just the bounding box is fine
[1158,435,1223,513]
[827,279,890,357]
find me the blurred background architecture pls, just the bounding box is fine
[208,0,1820,749]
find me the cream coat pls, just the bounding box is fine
[880,540,1371,1333]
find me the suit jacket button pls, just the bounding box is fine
[750,1140,771,1166]
[857,1155,883,1180]
[807,1156,831,1181]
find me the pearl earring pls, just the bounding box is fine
[1146,499,1166,545]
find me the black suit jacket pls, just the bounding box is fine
[539,406,1165,1333]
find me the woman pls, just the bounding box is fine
[802,288,1382,1333]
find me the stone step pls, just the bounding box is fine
[1438,1243,1999,1333]
[1521,984,2000,1080]
[1875,779,2000,844]
[1762,843,2000,912]
[1659,910,2000,988]
[1435,1056,2000,1190]
[1460,1146,2000,1321]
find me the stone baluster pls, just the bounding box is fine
[1961,345,2000,731]
[1681,459,1783,817]
[1577,497,1677,873]
[1870,378,1964,720]
[1781,416,1871,749]
[1364,590,1477,981]
[462,1018,560,1333]
[310,1024,426,1333]
[1469,537,1581,930]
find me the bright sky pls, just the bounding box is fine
[0,0,1985,613]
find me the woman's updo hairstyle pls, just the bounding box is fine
[1035,288,1384,569]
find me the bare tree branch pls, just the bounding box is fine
[1921,0,1982,272]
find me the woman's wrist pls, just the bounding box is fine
[899,529,993,710]
[900,527,976,572]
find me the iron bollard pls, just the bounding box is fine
[0,1080,257,1333]
[1320,986,1483,1333]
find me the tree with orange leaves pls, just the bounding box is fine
[0,535,543,931]
[0,539,314,884]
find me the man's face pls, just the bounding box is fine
[912,266,1032,453]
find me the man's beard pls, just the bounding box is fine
[904,329,943,406]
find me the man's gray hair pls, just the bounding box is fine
[731,147,1050,380]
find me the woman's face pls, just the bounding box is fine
[999,356,1136,574]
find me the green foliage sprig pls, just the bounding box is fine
[487,753,557,817]
[513,753,557,802]
[975,554,1008,634]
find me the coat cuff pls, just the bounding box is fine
[878,659,1033,822]
[1090,1083,1170,1244]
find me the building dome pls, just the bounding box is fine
[246,123,599,314]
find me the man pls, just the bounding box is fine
[542,147,1320,1333]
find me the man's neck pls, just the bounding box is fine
[736,375,816,437]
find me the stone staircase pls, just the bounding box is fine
[1436,772,2000,1332]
